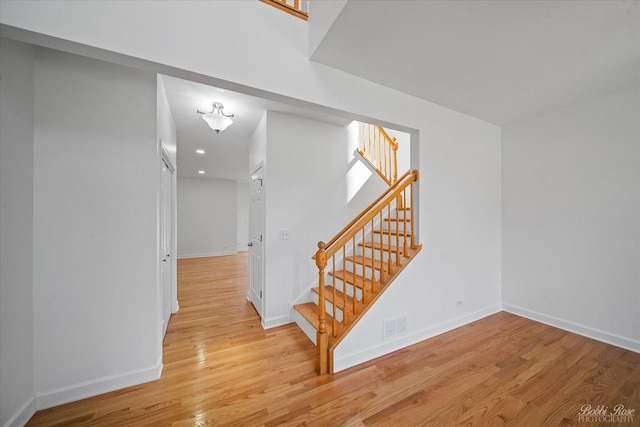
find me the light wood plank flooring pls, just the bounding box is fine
[27,253,640,426]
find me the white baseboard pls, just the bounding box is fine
[177,251,237,259]
[35,363,163,410]
[503,303,640,354]
[333,304,502,373]
[2,396,36,427]
[262,314,290,330]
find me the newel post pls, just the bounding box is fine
[315,241,329,374]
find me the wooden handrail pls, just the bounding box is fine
[313,170,419,373]
[322,170,413,251]
[376,126,398,150]
[359,124,399,185]
[260,0,308,20]
[323,171,417,258]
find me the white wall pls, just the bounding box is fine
[502,85,640,352]
[307,0,347,57]
[32,48,161,408]
[262,113,389,327]
[249,111,267,172]
[177,177,238,258]
[237,182,249,252]
[157,75,177,167]
[0,38,36,427]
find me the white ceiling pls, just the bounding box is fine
[310,0,640,125]
[162,76,262,181]
[161,75,350,181]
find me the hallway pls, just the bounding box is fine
[27,254,319,425]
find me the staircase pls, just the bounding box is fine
[294,125,421,374]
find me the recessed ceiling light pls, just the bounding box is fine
[198,170,205,174]
[196,149,205,154]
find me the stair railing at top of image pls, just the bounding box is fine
[260,0,309,20]
[359,124,399,186]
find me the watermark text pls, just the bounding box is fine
[578,404,635,423]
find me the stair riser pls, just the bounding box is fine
[343,263,382,280]
[320,278,366,300]
[358,246,403,264]
[322,300,343,322]
[382,220,412,233]
[358,249,396,270]
[370,233,411,246]
[381,225,411,235]
[291,309,318,344]
[317,295,365,323]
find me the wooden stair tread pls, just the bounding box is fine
[359,241,399,252]
[384,217,411,222]
[312,286,354,311]
[294,302,333,335]
[328,270,374,289]
[345,255,387,271]
[373,229,412,237]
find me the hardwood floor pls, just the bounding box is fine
[27,253,639,426]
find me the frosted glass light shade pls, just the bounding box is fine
[202,113,233,133]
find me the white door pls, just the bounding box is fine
[160,158,173,337]
[249,165,265,319]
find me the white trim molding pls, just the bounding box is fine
[35,363,163,411]
[503,304,640,354]
[262,314,290,330]
[177,251,237,259]
[333,304,503,373]
[2,396,36,427]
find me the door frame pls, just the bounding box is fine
[248,162,266,320]
[160,145,177,335]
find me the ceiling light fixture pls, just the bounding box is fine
[196,149,205,154]
[197,102,234,133]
